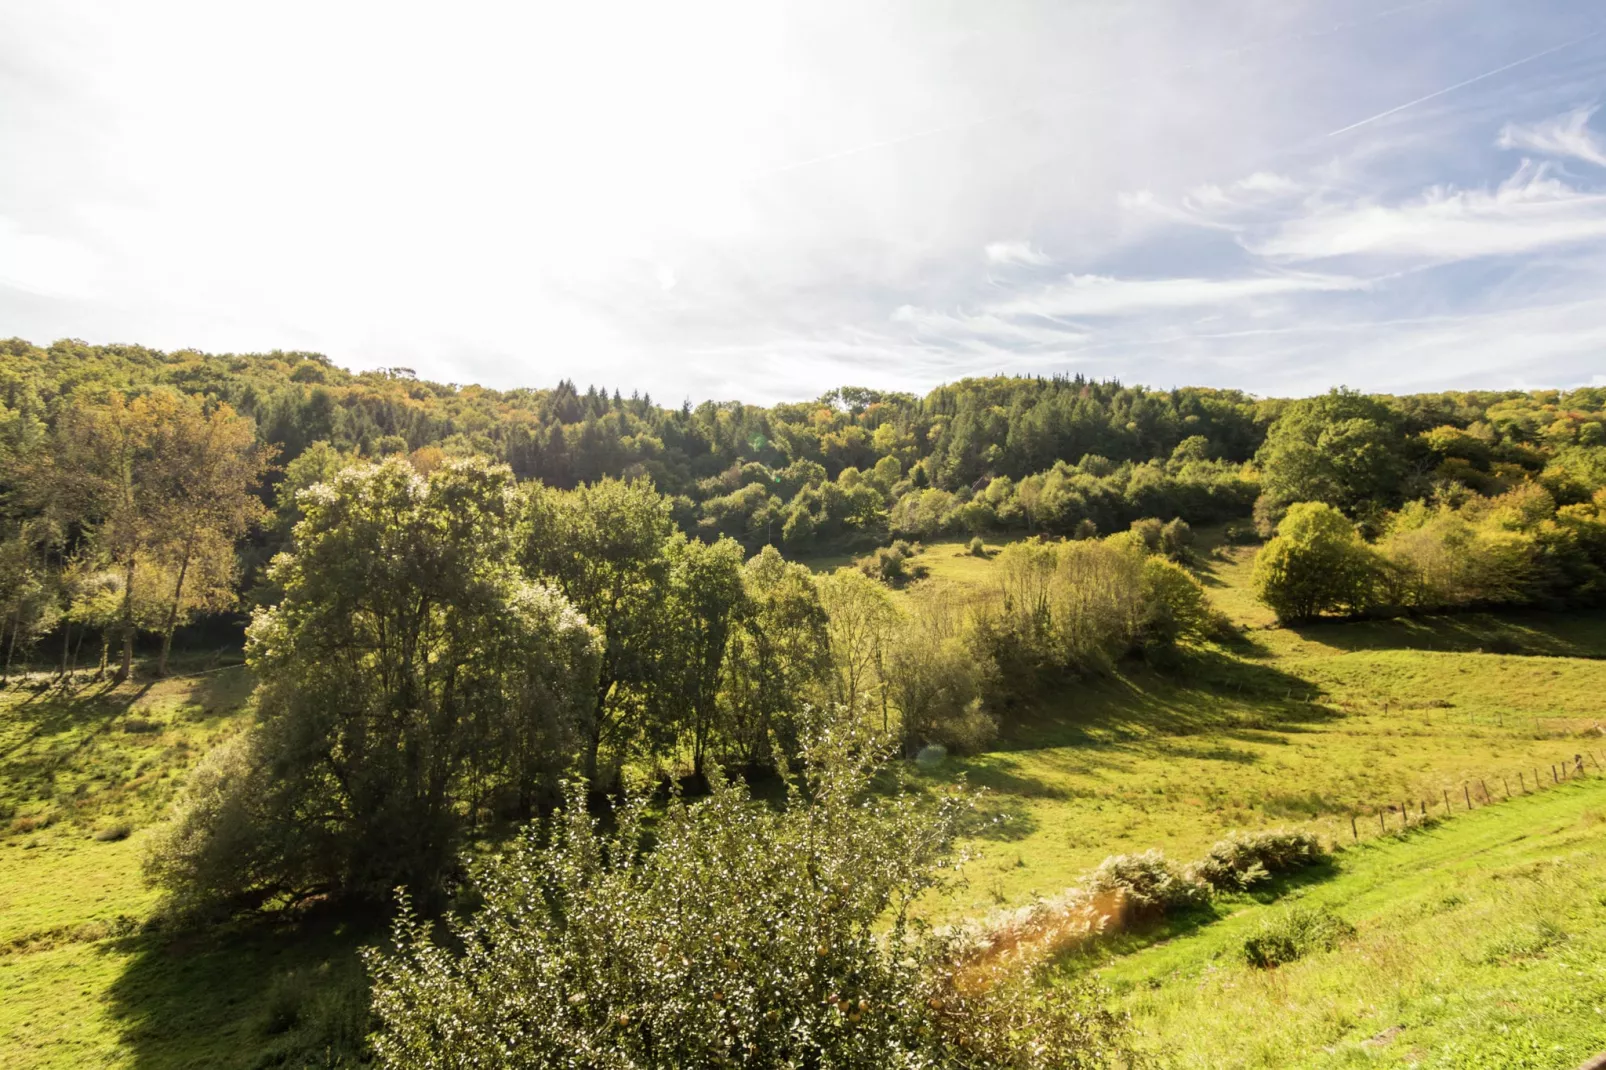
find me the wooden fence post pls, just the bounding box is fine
[1379,809,1386,834]
[1479,779,1489,803]
[1443,789,1451,814]
[1464,784,1472,810]
[1502,776,1510,799]
[1351,814,1358,842]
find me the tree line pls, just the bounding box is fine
[143,451,1212,914]
[1247,390,1606,623]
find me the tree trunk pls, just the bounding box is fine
[114,557,136,683]
[57,620,72,680]
[158,533,197,676]
[2,612,17,685]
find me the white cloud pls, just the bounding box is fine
[983,240,1051,267]
[989,272,1366,318]
[1253,162,1606,262]
[1499,105,1606,168]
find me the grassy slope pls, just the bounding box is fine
[4,533,1606,1065]
[0,667,367,1069]
[882,537,1606,919]
[1100,777,1606,1067]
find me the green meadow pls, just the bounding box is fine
[5,531,1606,1065]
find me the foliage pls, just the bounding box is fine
[1239,903,1356,968]
[146,459,602,910]
[721,547,832,770]
[1254,388,1407,530]
[1187,829,1326,893]
[519,477,680,785]
[1082,850,1207,916]
[818,569,899,716]
[364,711,1137,1069]
[1252,502,1382,623]
[855,540,928,587]
[885,589,992,756]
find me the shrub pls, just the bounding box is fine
[1082,850,1206,916]
[855,541,928,587]
[93,822,133,843]
[968,536,987,557]
[1223,522,1257,545]
[1241,903,1355,968]
[1253,502,1385,622]
[1188,829,1326,892]
[365,711,1137,1069]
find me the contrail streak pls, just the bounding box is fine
[752,0,1452,180]
[1326,29,1603,137]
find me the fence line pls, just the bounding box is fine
[1344,749,1601,844]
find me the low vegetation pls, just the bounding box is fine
[8,344,1606,1066]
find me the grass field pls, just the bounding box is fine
[3,531,1606,1065]
[1099,776,1606,1067]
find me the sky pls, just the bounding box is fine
[2,0,1606,404]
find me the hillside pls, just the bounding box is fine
[7,529,1606,1065]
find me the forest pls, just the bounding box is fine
[5,336,1606,1067]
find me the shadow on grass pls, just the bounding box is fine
[104,909,373,1069]
[997,648,1332,751]
[1285,609,1606,658]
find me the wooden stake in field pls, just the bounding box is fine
[1464,784,1472,810]
[1443,788,1451,813]
[1350,814,1358,842]
[1502,776,1510,799]
[1401,800,1409,828]
[1420,800,1427,819]
[1379,809,1386,834]
[1552,764,1559,784]
[1479,779,1489,803]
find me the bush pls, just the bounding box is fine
[968,536,987,557]
[856,541,928,587]
[93,822,133,843]
[1082,850,1206,917]
[365,711,1137,1069]
[1188,829,1326,892]
[1240,903,1355,968]
[1223,522,1257,545]
[1253,502,1384,622]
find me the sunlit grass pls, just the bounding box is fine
[7,531,1606,1065]
[1095,777,1606,1067]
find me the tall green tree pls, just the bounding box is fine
[818,568,899,724]
[519,477,680,787]
[146,459,601,909]
[660,533,746,779]
[148,399,274,674]
[1252,501,1383,623]
[53,391,175,682]
[1255,389,1407,530]
[722,546,831,769]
